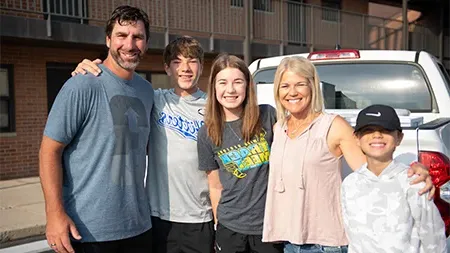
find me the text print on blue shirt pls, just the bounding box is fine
[157,111,204,141]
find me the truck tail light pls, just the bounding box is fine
[418,151,450,236]
[419,151,450,186]
[307,49,360,60]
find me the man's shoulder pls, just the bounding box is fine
[54,74,104,100]
[132,74,153,88]
[66,73,104,91]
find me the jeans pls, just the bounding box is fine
[284,243,348,253]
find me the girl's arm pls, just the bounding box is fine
[206,170,222,225]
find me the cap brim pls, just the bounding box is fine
[354,122,400,132]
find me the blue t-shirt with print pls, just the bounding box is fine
[44,64,154,242]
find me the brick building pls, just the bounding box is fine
[0,0,448,179]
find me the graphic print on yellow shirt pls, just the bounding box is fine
[217,130,270,179]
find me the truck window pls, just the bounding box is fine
[253,63,432,112]
[254,68,276,84]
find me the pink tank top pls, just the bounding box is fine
[263,113,348,246]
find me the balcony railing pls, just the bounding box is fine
[0,0,444,59]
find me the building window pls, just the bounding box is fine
[322,0,341,22]
[0,65,15,133]
[231,0,273,12]
[43,0,89,24]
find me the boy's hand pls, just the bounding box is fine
[408,162,435,200]
[71,59,103,76]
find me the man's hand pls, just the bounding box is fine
[71,58,103,76]
[408,162,435,200]
[46,211,82,253]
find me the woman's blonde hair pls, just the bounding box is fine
[205,53,261,146]
[273,56,323,123]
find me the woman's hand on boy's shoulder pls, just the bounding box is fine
[407,162,435,200]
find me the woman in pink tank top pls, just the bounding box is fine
[262,56,434,253]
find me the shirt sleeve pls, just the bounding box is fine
[340,176,366,252]
[197,126,219,171]
[407,184,447,253]
[259,104,277,127]
[268,105,277,126]
[43,76,96,144]
[340,180,352,239]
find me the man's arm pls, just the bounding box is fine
[39,136,82,253]
[39,136,65,215]
[39,76,91,253]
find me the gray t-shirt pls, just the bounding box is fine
[197,104,277,235]
[44,64,154,242]
[146,88,212,223]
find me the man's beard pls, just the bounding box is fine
[111,49,143,71]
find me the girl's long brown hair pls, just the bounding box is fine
[205,54,261,146]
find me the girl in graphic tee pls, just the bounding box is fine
[197,54,282,253]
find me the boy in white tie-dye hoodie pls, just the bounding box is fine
[341,104,446,253]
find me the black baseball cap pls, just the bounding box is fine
[354,104,401,133]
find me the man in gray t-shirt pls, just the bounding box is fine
[73,36,214,253]
[40,6,154,253]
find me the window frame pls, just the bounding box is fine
[0,64,15,133]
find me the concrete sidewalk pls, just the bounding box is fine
[0,177,46,245]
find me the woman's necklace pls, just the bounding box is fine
[287,115,317,137]
[227,123,242,141]
[288,121,308,136]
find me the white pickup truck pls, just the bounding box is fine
[249,49,450,236]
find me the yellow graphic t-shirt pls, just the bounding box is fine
[197,105,277,235]
[217,131,270,179]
